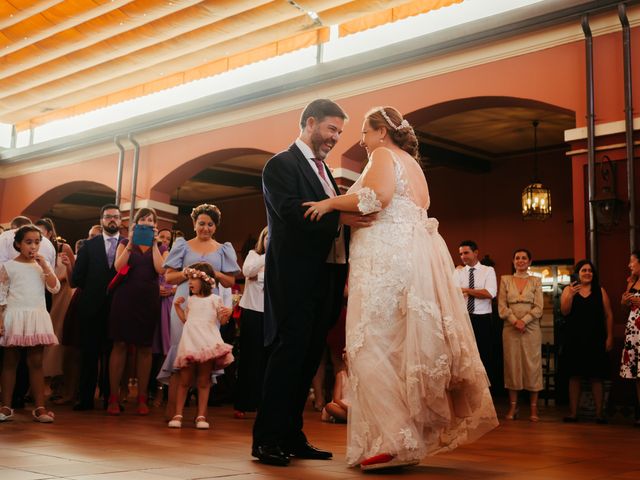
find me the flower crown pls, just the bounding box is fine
[378,108,411,131]
[184,267,216,286]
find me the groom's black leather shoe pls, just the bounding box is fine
[252,445,290,466]
[287,441,333,460]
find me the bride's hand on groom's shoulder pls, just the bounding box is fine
[339,212,376,228]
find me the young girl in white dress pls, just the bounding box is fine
[168,262,233,429]
[0,225,60,423]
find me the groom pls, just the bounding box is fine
[253,99,374,466]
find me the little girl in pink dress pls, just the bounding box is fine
[168,262,233,429]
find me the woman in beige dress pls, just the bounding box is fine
[35,219,75,388]
[498,248,543,422]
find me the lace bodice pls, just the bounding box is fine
[348,150,432,226]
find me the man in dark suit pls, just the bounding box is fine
[71,204,121,410]
[252,99,375,466]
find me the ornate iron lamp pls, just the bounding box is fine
[522,120,552,220]
[591,155,624,230]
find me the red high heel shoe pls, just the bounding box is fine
[233,410,246,419]
[360,453,419,471]
[106,394,120,416]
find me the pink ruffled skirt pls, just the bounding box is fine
[0,308,58,347]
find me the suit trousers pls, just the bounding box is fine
[470,313,493,379]
[234,308,268,412]
[77,338,111,407]
[253,263,346,448]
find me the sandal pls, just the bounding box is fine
[195,416,210,429]
[529,403,539,422]
[168,414,183,428]
[136,395,150,416]
[32,406,55,423]
[0,406,14,422]
[505,402,518,420]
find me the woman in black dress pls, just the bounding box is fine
[560,259,613,423]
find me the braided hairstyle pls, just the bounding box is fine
[365,106,420,161]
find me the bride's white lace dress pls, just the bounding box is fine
[345,152,498,466]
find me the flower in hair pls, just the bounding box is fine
[378,108,411,131]
[184,267,216,285]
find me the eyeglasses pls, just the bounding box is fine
[103,214,121,220]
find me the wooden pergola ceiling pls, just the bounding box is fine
[0,0,461,131]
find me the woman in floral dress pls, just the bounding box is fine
[620,250,640,425]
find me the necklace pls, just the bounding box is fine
[513,272,529,278]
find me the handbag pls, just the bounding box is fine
[107,264,130,293]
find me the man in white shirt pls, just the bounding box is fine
[0,216,57,268]
[453,240,497,377]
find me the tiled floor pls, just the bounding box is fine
[0,402,639,479]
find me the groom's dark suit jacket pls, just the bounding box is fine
[262,142,347,346]
[254,142,348,447]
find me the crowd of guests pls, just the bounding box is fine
[0,207,639,428]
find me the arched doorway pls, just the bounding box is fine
[23,181,116,248]
[152,148,272,259]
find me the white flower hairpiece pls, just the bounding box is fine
[184,267,216,286]
[378,108,411,131]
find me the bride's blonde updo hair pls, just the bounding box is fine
[365,106,419,161]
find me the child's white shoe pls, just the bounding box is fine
[0,406,14,422]
[168,415,183,428]
[32,407,54,423]
[195,416,209,429]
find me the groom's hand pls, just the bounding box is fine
[339,212,376,228]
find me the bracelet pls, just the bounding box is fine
[43,271,53,277]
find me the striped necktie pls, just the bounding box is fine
[467,267,475,314]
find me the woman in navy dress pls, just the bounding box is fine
[157,204,239,419]
[107,208,168,415]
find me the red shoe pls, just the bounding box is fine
[233,410,246,419]
[360,453,419,471]
[137,395,150,416]
[106,394,120,416]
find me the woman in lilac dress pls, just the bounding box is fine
[106,208,168,415]
[155,229,175,356]
[157,204,239,419]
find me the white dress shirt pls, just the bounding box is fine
[0,229,56,268]
[453,263,497,315]
[239,250,265,313]
[295,138,346,264]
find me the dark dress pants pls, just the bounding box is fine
[234,308,268,412]
[470,313,493,379]
[253,263,346,448]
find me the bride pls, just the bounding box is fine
[303,106,498,471]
